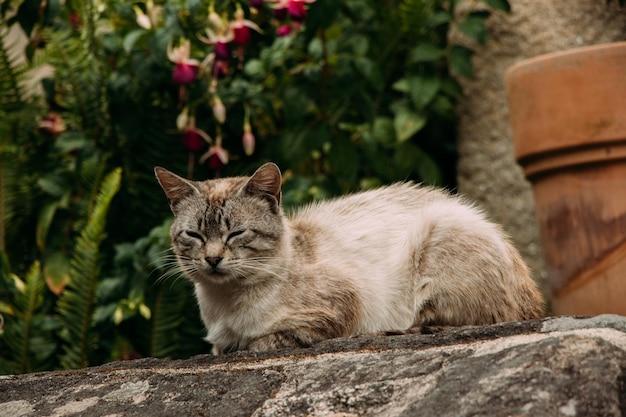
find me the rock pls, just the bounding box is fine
[1,315,625,416]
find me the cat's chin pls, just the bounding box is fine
[193,270,241,286]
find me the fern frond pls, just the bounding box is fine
[57,167,122,369]
[0,261,49,374]
[149,280,188,358]
[0,23,27,111]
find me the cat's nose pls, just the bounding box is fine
[205,256,223,268]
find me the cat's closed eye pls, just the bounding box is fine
[227,229,246,241]
[185,230,205,241]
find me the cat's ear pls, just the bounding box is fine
[154,167,200,212]
[245,162,282,208]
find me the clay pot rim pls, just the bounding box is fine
[505,41,626,178]
[505,41,626,76]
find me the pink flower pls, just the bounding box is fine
[200,137,229,170]
[178,112,212,152]
[230,6,262,47]
[288,0,307,22]
[172,63,199,85]
[167,39,200,85]
[198,27,234,52]
[267,0,315,22]
[182,129,205,152]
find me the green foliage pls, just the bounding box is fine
[57,168,121,369]
[0,261,57,374]
[0,0,509,373]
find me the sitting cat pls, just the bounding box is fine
[155,162,544,354]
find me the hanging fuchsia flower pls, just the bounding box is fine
[177,111,212,152]
[199,27,234,53]
[199,26,234,79]
[230,5,263,67]
[167,39,200,85]
[231,5,262,46]
[268,0,315,22]
[168,40,199,85]
[200,136,229,171]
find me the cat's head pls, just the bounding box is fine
[155,163,286,286]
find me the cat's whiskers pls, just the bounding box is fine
[228,258,293,281]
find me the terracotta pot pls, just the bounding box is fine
[505,42,626,315]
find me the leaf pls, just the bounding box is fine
[353,57,383,90]
[393,106,427,143]
[409,76,441,109]
[54,131,90,154]
[409,43,445,63]
[425,11,452,28]
[36,202,58,252]
[328,134,359,183]
[482,0,511,12]
[123,29,145,53]
[43,251,70,296]
[394,142,443,185]
[457,12,490,45]
[372,117,396,147]
[244,59,265,79]
[38,173,70,197]
[449,46,475,78]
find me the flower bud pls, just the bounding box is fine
[276,24,292,36]
[176,107,190,131]
[242,123,255,156]
[211,95,226,124]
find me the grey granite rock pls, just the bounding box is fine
[1,315,625,417]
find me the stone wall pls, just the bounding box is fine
[454,0,626,308]
[2,315,625,416]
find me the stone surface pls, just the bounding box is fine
[454,0,626,309]
[2,315,626,416]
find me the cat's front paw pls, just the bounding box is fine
[248,331,309,352]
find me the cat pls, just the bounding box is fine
[155,162,544,354]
